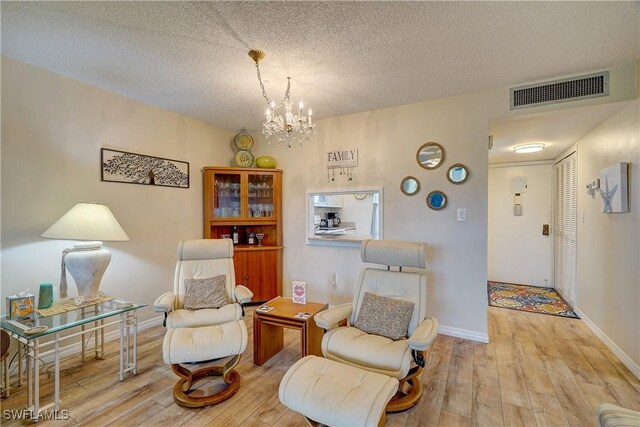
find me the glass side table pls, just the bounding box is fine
[0,298,145,421]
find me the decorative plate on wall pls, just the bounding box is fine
[233,132,254,151]
[234,150,255,167]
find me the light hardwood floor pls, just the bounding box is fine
[1,306,639,426]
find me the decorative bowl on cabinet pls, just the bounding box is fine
[256,156,277,169]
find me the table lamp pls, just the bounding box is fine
[41,202,129,304]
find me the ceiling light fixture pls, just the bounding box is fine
[249,49,315,148]
[513,143,545,154]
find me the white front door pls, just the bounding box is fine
[488,164,553,287]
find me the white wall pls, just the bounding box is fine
[341,194,374,234]
[574,99,639,369]
[1,57,235,323]
[488,163,553,287]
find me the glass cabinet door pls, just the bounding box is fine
[212,173,242,219]
[247,174,274,218]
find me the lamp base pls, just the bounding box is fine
[64,242,111,302]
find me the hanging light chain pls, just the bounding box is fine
[254,61,270,105]
[284,77,291,101]
[254,60,292,108]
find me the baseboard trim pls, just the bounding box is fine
[38,315,164,364]
[438,324,489,343]
[574,307,640,380]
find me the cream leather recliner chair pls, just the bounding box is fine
[154,239,253,407]
[598,403,640,427]
[314,239,438,412]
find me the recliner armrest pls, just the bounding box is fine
[234,285,253,304]
[407,317,438,351]
[314,303,353,331]
[154,292,176,313]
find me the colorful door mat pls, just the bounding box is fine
[488,281,579,319]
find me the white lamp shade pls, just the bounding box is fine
[41,202,129,242]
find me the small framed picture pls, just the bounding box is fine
[7,295,35,320]
[292,281,307,304]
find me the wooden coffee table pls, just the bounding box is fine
[253,297,328,366]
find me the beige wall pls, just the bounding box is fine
[575,99,639,368]
[253,63,637,342]
[2,56,636,347]
[255,89,504,340]
[1,57,235,323]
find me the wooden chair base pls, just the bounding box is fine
[170,353,242,408]
[385,363,424,413]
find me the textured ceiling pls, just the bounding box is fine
[2,1,639,137]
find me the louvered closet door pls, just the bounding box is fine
[554,152,577,307]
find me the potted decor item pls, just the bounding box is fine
[256,156,277,169]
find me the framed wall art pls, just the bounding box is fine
[101,148,190,188]
[599,162,628,213]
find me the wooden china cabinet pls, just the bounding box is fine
[203,167,283,302]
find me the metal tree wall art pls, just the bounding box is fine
[101,148,189,188]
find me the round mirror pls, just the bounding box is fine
[400,176,420,196]
[426,190,448,210]
[447,163,469,184]
[416,142,445,170]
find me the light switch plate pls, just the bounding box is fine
[457,208,467,222]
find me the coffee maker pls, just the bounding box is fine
[326,212,341,227]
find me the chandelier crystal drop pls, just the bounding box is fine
[249,50,316,148]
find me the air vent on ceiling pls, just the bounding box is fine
[510,71,609,110]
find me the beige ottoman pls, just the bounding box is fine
[162,321,247,407]
[279,356,399,427]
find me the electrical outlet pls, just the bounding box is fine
[542,224,550,235]
[331,272,337,287]
[457,208,467,222]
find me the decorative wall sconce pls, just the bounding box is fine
[586,178,600,196]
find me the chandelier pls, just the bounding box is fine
[249,50,316,148]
